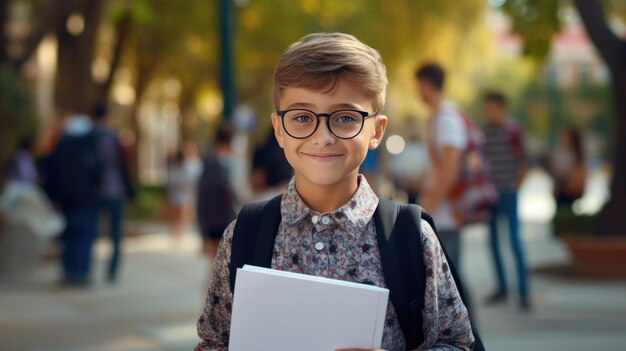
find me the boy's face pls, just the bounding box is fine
[483,100,506,124]
[416,78,435,107]
[271,80,387,188]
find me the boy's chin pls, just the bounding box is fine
[297,171,357,188]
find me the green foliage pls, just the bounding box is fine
[109,0,155,23]
[553,205,598,237]
[0,65,37,188]
[605,0,626,21]
[103,0,488,136]
[124,184,166,220]
[234,0,487,129]
[501,0,562,60]
[501,0,625,60]
[510,81,614,152]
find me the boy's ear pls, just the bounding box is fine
[369,115,388,150]
[271,113,285,149]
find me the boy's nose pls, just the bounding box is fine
[309,118,336,145]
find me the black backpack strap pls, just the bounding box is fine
[229,194,282,294]
[374,199,426,349]
[376,199,486,351]
[418,209,486,350]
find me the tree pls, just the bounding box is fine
[234,0,487,130]
[53,0,107,113]
[0,0,133,113]
[504,0,626,235]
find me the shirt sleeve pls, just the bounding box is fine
[436,111,468,151]
[195,220,236,351]
[509,121,527,162]
[417,219,474,351]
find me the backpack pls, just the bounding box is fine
[448,110,498,225]
[229,195,485,350]
[45,131,102,209]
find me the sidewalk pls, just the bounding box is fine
[0,229,208,351]
[2,221,625,351]
[463,223,626,350]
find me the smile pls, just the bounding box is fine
[302,152,343,162]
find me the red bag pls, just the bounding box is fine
[448,111,498,225]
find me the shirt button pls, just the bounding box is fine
[312,215,319,224]
[321,216,330,225]
[315,242,324,251]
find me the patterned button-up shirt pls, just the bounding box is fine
[196,176,474,350]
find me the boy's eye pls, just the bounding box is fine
[292,114,314,123]
[333,113,359,124]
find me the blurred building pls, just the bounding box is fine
[545,19,610,88]
[488,9,626,88]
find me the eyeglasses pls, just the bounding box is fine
[276,109,376,139]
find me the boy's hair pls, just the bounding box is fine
[415,62,445,91]
[483,91,507,107]
[273,32,388,113]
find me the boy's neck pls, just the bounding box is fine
[431,95,444,112]
[294,173,360,213]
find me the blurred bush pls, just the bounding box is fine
[124,184,166,220]
[553,205,598,237]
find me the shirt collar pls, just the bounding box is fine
[281,175,379,238]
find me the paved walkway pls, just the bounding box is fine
[0,232,208,351]
[2,221,625,351]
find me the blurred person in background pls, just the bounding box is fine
[196,123,237,260]
[44,107,102,287]
[6,136,38,184]
[92,103,134,284]
[415,62,467,269]
[250,129,293,200]
[166,141,203,243]
[1,135,64,279]
[482,92,530,310]
[551,127,587,207]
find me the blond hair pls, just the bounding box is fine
[273,32,388,113]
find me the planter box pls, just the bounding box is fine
[563,236,626,278]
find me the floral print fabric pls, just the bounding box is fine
[196,176,474,351]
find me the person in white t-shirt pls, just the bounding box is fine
[415,63,468,268]
[166,142,203,243]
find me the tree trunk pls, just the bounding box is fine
[54,0,105,114]
[96,12,131,102]
[598,67,626,236]
[0,1,8,64]
[1,1,52,69]
[573,0,626,236]
[600,104,626,236]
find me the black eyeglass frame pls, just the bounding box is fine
[276,108,376,140]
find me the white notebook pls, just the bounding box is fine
[229,265,389,351]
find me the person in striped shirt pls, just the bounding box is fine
[482,92,530,310]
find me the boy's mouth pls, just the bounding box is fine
[302,152,343,162]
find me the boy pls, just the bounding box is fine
[196,33,474,351]
[415,63,467,269]
[196,123,237,259]
[482,92,529,310]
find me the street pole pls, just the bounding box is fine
[219,0,235,120]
